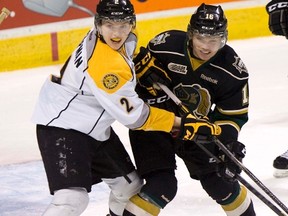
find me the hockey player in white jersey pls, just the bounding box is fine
[31,0,221,215]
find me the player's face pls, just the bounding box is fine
[99,20,133,50]
[192,33,223,61]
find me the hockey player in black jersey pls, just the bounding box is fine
[123,3,256,216]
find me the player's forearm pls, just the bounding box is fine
[136,106,176,133]
[172,116,181,131]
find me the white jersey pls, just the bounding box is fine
[32,28,174,141]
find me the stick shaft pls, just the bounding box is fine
[213,137,288,214]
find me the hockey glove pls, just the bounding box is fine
[134,47,171,96]
[217,141,246,182]
[179,114,222,141]
[266,0,288,38]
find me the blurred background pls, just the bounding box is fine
[0,0,271,72]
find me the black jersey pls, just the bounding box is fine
[136,30,249,142]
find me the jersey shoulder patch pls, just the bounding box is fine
[211,45,248,80]
[148,30,186,53]
[231,55,248,75]
[88,39,133,93]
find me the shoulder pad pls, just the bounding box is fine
[148,30,186,52]
[211,45,248,80]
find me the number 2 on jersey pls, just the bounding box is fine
[120,98,134,113]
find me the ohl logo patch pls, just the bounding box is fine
[103,74,119,89]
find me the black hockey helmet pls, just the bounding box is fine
[95,0,136,27]
[188,3,227,37]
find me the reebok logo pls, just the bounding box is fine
[200,74,218,84]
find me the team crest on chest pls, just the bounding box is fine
[174,83,211,117]
[103,74,119,89]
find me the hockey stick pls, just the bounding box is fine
[184,132,286,215]
[0,7,10,25]
[156,82,288,215]
[188,134,286,215]
[212,137,288,215]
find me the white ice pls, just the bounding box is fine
[0,36,288,215]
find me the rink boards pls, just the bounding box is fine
[0,4,271,72]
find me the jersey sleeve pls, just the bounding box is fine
[211,97,248,142]
[210,47,249,142]
[136,106,175,132]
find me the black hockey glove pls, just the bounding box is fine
[179,114,222,141]
[266,0,288,38]
[134,47,171,96]
[216,141,246,182]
